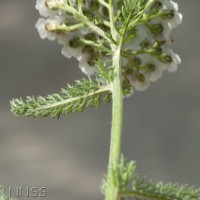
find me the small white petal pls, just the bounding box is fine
[169,0,179,11]
[138,55,165,82]
[79,54,95,76]
[61,31,83,59]
[160,48,181,72]
[133,79,150,91]
[173,53,181,65]
[35,0,58,18]
[150,68,163,82]
[36,18,58,40]
[150,18,172,40]
[128,73,151,91]
[36,18,47,39]
[62,45,82,59]
[61,45,73,59]
[36,0,48,17]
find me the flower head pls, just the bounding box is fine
[35,0,182,95]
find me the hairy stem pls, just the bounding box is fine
[59,4,111,41]
[106,1,123,199]
[106,45,123,200]
[108,0,117,35]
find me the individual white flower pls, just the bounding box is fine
[159,48,181,72]
[79,54,96,76]
[159,0,183,29]
[36,0,57,18]
[125,25,153,51]
[149,65,164,82]
[61,31,83,59]
[168,11,182,29]
[36,0,48,17]
[128,72,151,91]
[36,18,57,40]
[139,54,165,82]
[152,19,172,41]
[57,34,69,45]
[61,41,82,59]
[148,17,172,41]
[133,77,150,91]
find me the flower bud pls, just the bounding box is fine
[152,40,165,49]
[133,57,141,66]
[82,45,94,54]
[136,73,145,82]
[69,37,82,48]
[161,10,174,19]
[146,63,156,71]
[84,33,96,41]
[149,24,163,35]
[88,53,98,66]
[150,1,162,15]
[140,39,150,48]
[159,54,172,63]
[46,22,57,32]
[152,47,162,55]
[46,0,58,10]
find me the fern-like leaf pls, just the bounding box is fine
[118,0,148,28]
[10,79,111,119]
[101,156,200,200]
[10,61,115,119]
[120,178,200,200]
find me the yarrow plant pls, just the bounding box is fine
[10,0,200,200]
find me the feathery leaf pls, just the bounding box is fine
[10,79,111,119]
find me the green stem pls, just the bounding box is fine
[106,45,123,200]
[59,4,111,41]
[98,0,109,8]
[106,1,123,199]
[108,0,117,35]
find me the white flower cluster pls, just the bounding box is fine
[35,0,104,76]
[35,0,182,93]
[121,0,182,92]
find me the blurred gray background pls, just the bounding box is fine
[0,1,200,200]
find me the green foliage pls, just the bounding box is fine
[10,79,111,119]
[129,178,200,200]
[10,60,134,119]
[10,62,114,119]
[115,155,137,191]
[0,194,14,200]
[95,60,114,83]
[9,1,199,200]
[117,0,148,29]
[116,0,149,43]
[101,155,200,200]
[80,38,113,54]
[101,155,137,194]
